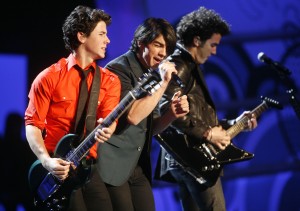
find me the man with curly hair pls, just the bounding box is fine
[25,5,121,210]
[155,7,257,210]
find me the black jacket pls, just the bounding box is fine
[161,44,219,140]
[155,44,229,182]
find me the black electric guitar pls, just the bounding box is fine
[155,96,283,186]
[28,71,161,211]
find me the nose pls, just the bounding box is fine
[211,47,217,55]
[106,36,110,44]
[159,47,167,58]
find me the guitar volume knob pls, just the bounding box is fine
[202,166,208,171]
[52,198,59,204]
[56,204,64,210]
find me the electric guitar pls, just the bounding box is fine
[28,71,161,211]
[155,96,283,186]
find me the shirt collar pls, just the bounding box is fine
[67,54,96,71]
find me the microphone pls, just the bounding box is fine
[172,73,185,88]
[149,68,185,88]
[257,52,291,75]
[155,61,185,88]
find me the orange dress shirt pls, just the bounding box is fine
[25,54,121,159]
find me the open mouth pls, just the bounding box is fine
[154,58,162,64]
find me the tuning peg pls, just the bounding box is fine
[260,96,283,109]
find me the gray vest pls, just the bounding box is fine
[97,117,147,186]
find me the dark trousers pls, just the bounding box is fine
[106,165,155,211]
[170,168,226,211]
[67,164,113,211]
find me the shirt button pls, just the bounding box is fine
[137,147,142,151]
[63,96,66,100]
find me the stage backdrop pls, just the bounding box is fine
[96,1,300,210]
[0,0,299,210]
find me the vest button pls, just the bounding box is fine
[137,147,142,151]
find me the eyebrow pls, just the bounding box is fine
[152,40,165,46]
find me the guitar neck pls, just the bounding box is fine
[226,101,269,139]
[67,91,136,163]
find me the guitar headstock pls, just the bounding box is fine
[131,71,162,99]
[261,96,283,110]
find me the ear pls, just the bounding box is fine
[77,32,86,44]
[137,40,142,48]
[193,36,201,47]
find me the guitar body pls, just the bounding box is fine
[155,97,283,186]
[27,71,163,210]
[155,131,254,186]
[28,134,91,211]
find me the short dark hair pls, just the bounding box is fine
[176,7,230,47]
[130,18,176,56]
[62,5,112,52]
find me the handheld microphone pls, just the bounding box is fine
[149,68,185,88]
[171,73,185,88]
[257,52,291,75]
[155,61,185,88]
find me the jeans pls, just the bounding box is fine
[170,168,226,211]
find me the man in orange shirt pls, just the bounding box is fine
[25,5,121,211]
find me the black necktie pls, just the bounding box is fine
[74,65,93,136]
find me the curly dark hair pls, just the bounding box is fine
[176,7,230,47]
[130,18,176,56]
[62,5,111,52]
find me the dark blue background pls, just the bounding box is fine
[0,0,299,210]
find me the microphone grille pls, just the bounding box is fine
[257,52,265,62]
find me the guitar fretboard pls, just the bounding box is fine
[227,101,269,139]
[67,91,136,165]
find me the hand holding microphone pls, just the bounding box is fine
[157,61,185,88]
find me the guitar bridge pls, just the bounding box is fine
[196,143,218,161]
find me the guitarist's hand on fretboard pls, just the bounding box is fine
[208,126,231,150]
[95,118,116,143]
[235,111,257,132]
